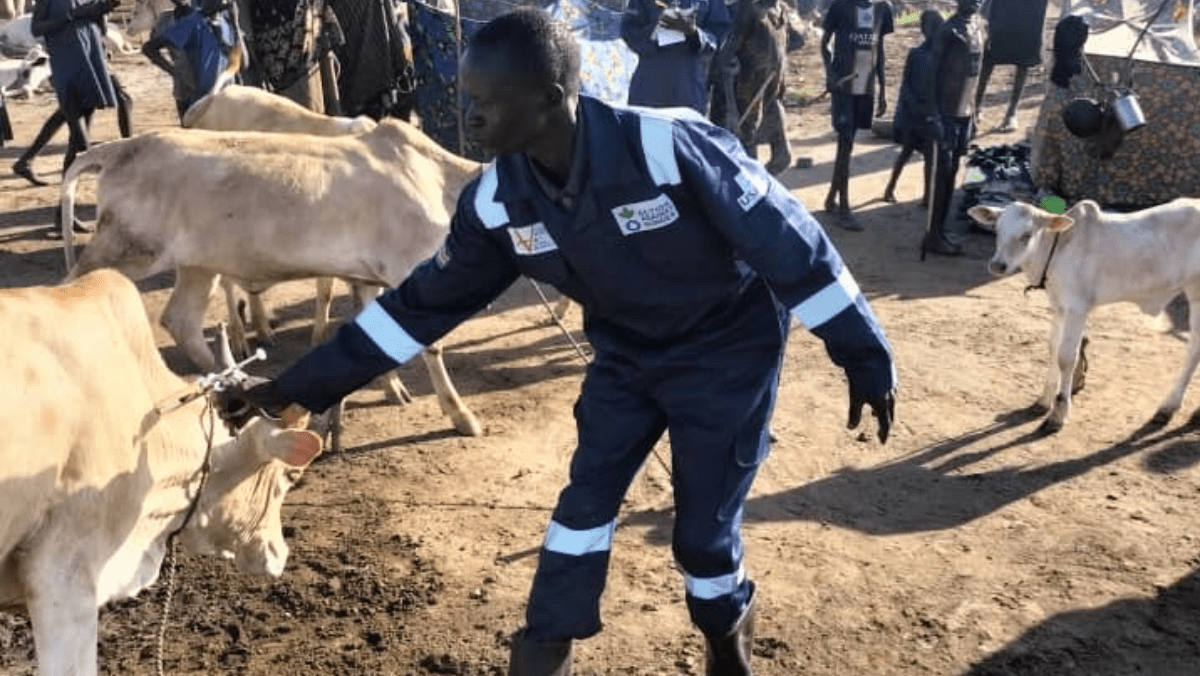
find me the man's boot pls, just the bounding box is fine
[509,627,572,676]
[704,595,756,676]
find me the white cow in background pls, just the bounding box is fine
[0,13,138,58]
[0,269,323,676]
[0,42,49,97]
[971,198,1200,433]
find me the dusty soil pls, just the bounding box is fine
[3,17,1200,676]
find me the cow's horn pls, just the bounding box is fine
[215,322,236,370]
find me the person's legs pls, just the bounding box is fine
[883,143,915,202]
[657,285,786,675]
[925,117,966,256]
[516,356,667,674]
[973,52,995,128]
[999,65,1029,132]
[761,96,792,175]
[12,108,67,186]
[111,74,133,138]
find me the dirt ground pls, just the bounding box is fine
[4,16,1200,676]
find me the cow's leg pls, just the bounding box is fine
[420,343,482,436]
[1035,314,1064,413]
[222,277,252,359]
[1041,310,1088,434]
[1158,289,1200,423]
[247,291,277,345]
[21,553,99,676]
[160,266,220,372]
[312,277,336,343]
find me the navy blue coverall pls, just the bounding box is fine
[273,95,895,642]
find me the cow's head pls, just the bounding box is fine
[969,201,1079,277]
[180,416,322,577]
[129,0,175,36]
[178,328,322,577]
[1,46,49,98]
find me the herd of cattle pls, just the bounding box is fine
[9,5,1200,675]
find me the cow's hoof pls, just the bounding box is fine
[452,411,484,437]
[1036,417,1063,435]
[1026,401,1051,416]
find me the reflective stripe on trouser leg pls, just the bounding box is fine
[655,291,786,638]
[525,355,668,641]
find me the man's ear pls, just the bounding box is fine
[545,83,565,108]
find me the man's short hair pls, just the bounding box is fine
[469,8,582,96]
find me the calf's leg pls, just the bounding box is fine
[421,344,483,436]
[1041,309,1088,434]
[1157,289,1200,423]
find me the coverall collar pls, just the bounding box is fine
[493,96,646,205]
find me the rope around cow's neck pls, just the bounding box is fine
[156,396,217,676]
[1024,232,1062,295]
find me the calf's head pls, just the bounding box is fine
[180,417,322,577]
[969,202,1076,277]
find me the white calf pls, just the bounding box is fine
[971,198,1200,433]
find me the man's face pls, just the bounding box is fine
[460,47,555,156]
[957,0,982,16]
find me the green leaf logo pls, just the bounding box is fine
[619,207,635,219]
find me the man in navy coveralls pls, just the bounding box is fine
[227,8,896,675]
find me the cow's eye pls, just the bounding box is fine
[284,468,303,484]
[1018,232,1032,243]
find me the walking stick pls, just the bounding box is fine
[921,137,938,262]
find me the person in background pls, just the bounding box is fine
[922,0,985,256]
[820,0,892,231]
[142,0,237,119]
[621,0,730,112]
[27,0,121,235]
[882,8,942,205]
[222,8,896,676]
[972,0,1048,133]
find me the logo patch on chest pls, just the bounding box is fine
[508,223,559,256]
[611,194,680,235]
[734,169,767,211]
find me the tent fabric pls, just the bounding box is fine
[1058,0,1199,64]
[1031,53,1200,207]
[408,0,638,158]
[328,0,414,118]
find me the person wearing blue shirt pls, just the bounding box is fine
[142,0,235,116]
[621,0,730,112]
[224,8,895,675]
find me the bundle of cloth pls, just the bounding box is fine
[960,142,1036,232]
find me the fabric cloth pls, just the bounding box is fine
[1058,0,1199,64]
[408,0,640,158]
[327,0,413,118]
[831,91,872,133]
[272,96,894,638]
[247,0,339,93]
[160,10,233,108]
[892,39,935,146]
[822,0,893,99]
[983,0,1047,66]
[621,0,730,111]
[151,12,198,106]
[35,0,116,110]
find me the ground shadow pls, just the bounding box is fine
[960,566,1200,676]
[622,413,1199,545]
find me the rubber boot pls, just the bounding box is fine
[509,628,572,676]
[704,593,756,676]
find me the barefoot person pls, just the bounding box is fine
[221,8,896,675]
[882,9,942,205]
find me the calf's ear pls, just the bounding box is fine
[967,205,1002,226]
[266,429,323,467]
[1045,215,1076,233]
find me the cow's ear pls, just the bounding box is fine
[1045,215,1075,233]
[267,429,323,467]
[967,205,1002,227]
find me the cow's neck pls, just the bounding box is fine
[94,396,232,606]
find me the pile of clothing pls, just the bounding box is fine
[960,141,1037,231]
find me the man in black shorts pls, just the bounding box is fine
[820,0,892,231]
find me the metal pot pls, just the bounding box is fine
[1111,90,1146,133]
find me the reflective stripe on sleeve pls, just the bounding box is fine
[354,301,426,365]
[790,265,861,329]
[683,563,746,600]
[474,164,509,229]
[543,519,617,556]
[639,116,681,186]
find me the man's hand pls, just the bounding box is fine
[875,96,887,118]
[659,9,698,37]
[847,388,895,444]
[217,377,294,428]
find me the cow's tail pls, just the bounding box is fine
[60,143,121,276]
[209,2,246,97]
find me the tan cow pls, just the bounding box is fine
[59,119,483,437]
[181,84,378,357]
[0,269,322,676]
